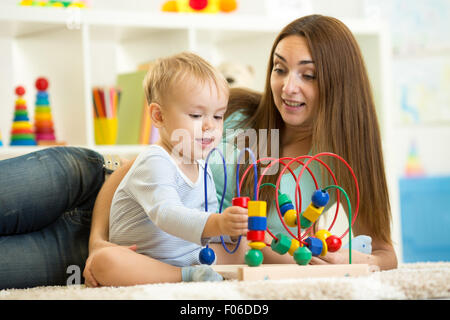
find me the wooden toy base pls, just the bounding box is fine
[212,264,376,281]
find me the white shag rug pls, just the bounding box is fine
[1,262,449,300]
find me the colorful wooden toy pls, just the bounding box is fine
[0,130,3,146]
[283,209,297,227]
[244,249,263,267]
[34,77,57,144]
[203,148,360,271]
[325,235,342,252]
[304,237,323,256]
[199,246,215,265]
[10,86,37,146]
[270,233,291,255]
[293,246,312,265]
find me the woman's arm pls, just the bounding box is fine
[88,158,135,253]
[83,158,135,287]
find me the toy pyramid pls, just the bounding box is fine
[405,142,425,177]
[10,86,37,146]
[34,77,57,144]
[0,129,3,146]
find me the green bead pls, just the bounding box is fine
[294,246,312,265]
[245,249,264,267]
[300,213,313,228]
[277,193,291,207]
[270,233,291,255]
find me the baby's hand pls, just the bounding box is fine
[218,206,248,236]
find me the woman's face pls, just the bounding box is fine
[270,35,318,128]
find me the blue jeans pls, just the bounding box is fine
[0,147,105,289]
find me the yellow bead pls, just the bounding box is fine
[288,239,300,256]
[283,209,297,227]
[319,238,328,256]
[315,229,332,241]
[248,241,266,250]
[302,203,324,223]
[248,200,267,217]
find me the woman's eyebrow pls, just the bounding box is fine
[274,53,314,65]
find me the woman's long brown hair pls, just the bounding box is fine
[226,15,392,245]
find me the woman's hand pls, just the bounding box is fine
[309,248,376,266]
[83,241,137,287]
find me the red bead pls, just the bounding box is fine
[247,230,265,242]
[15,86,26,96]
[232,196,250,208]
[326,235,342,252]
[35,77,49,91]
[189,0,208,10]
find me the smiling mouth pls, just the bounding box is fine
[196,137,215,148]
[282,99,306,108]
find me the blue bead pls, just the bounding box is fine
[304,237,323,256]
[248,216,267,231]
[279,202,294,216]
[199,246,215,265]
[311,189,330,207]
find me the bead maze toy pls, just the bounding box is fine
[10,86,37,146]
[200,147,373,280]
[34,77,57,144]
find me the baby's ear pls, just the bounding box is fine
[149,103,163,128]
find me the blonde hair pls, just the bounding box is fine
[143,51,229,105]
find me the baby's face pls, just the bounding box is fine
[161,79,228,162]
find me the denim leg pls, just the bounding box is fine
[0,147,105,289]
[0,146,104,235]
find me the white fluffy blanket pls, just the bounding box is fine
[1,262,449,300]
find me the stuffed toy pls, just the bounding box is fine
[217,61,255,89]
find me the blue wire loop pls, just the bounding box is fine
[204,147,239,254]
[203,147,259,255]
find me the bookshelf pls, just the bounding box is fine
[0,5,393,160]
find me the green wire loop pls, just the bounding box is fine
[323,185,352,264]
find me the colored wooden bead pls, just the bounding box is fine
[248,200,267,217]
[35,77,49,91]
[247,230,265,242]
[302,203,324,223]
[232,196,250,208]
[304,236,324,256]
[326,235,342,252]
[277,193,292,207]
[315,229,332,241]
[279,202,294,216]
[283,209,297,227]
[293,246,312,265]
[300,213,313,228]
[248,241,266,250]
[15,86,25,96]
[311,189,330,207]
[245,249,264,267]
[199,246,215,265]
[288,238,300,256]
[270,233,291,255]
[319,238,328,256]
[248,216,267,231]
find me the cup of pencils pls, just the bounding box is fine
[92,87,120,145]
